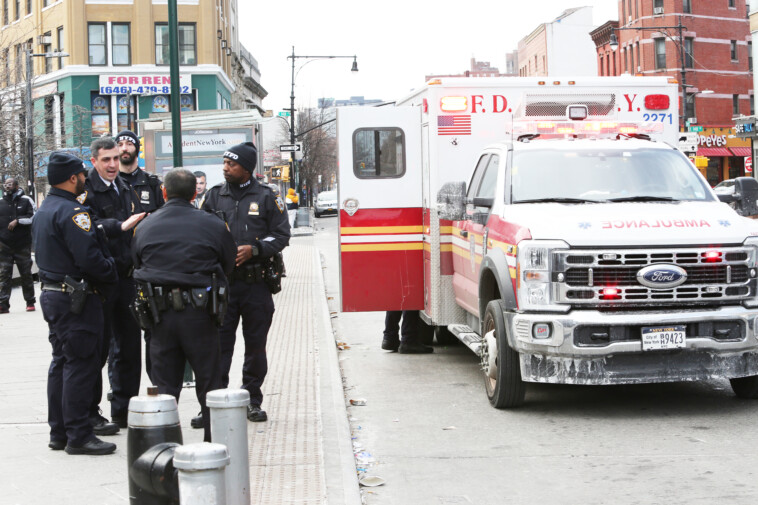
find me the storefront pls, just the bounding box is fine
[695,126,752,186]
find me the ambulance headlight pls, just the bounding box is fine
[517,240,569,312]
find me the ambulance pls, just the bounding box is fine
[336,76,758,407]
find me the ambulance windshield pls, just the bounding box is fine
[511,148,713,204]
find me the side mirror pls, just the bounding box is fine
[436,181,466,221]
[729,177,758,217]
[471,197,494,208]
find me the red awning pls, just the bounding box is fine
[697,147,732,157]
[730,147,752,157]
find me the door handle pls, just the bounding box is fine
[460,230,468,238]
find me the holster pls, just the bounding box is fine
[263,254,284,295]
[63,275,89,315]
[129,298,154,330]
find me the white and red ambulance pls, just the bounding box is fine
[337,76,758,407]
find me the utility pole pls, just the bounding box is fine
[168,0,183,168]
[678,15,687,132]
[24,46,33,200]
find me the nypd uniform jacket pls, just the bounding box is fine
[33,187,117,286]
[81,168,143,276]
[201,180,290,258]
[119,168,164,213]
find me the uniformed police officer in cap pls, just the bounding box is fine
[116,130,163,381]
[132,168,236,441]
[199,142,290,425]
[82,136,146,430]
[33,152,121,455]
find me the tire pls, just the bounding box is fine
[435,325,459,346]
[418,317,435,345]
[314,211,321,218]
[481,299,525,408]
[730,375,758,398]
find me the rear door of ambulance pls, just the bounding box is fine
[337,106,423,312]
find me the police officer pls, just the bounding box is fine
[117,130,164,212]
[132,168,236,441]
[199,142,290,424]
[82,137,145,429]
[33,152,119,455]
[116,130,163,381]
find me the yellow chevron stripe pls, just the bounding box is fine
[341,225,423,235]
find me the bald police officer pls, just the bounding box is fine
[132,168,236,441]
[33,152,120,455]
[199,142,290,425]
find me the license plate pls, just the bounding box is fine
[641,325,686,351]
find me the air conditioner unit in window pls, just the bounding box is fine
[38,35,52,45]
[653,7,664,15]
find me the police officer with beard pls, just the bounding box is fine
[198,142,290,426]
[33,152,119,455]
[82,137,145,430]
[132,168,236,441]
[117,130,164,213]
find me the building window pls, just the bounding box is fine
[155,23,196,65]
[91,92,110,137]
[684,38,694,68]
[685,93,695,121]
[117,95,136,131]
[623,48,628,73]
[729,0,735,7]
[630,45,634,73]
[57,26,64,69]
[88,23,107,66]
[14,43,22,83]
[733,94,740,115]
[731,40,738,61]
[43,0,52,5]
[653,0,663,10]
[655,39,666,69]
[14,0,19,20]
[683,0,692,13]
[750,42,753,71]
[42,31,51,73]
[2,48,8,87]
[635,41,641,71]
[112,23,130,65]
[3,0,7,25]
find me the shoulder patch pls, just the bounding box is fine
[275,197,285,213]
[72,212,92,232]
[76,191,87,204]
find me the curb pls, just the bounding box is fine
[313,247,362,505]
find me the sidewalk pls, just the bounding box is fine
[0,235,359,504]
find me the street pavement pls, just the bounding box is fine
[0,225,360,505]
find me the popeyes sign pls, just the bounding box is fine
[698,134,727,147]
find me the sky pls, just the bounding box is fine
[238,1,619,113]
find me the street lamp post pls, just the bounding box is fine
[25,47,69,201]
[287,46,357,196]
[609,16,688,131]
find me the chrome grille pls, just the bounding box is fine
[554,247,756,306]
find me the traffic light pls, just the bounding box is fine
[281,164,290,182]
[694,156,709,168]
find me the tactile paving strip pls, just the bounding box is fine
[248,243,326,504]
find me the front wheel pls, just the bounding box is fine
[730,375,758,398]
[481,299,525,408]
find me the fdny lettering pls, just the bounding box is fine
[467,95,509,114]
[624,94,639,112]
[601,219,710,229]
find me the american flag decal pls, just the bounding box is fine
[437,115,472,136]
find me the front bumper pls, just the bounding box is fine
[315,205,338,215]
[507,306,758,385]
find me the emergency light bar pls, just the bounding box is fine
[513,120,664,138]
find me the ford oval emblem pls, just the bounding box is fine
[636,264,688,289]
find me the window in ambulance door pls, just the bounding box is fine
[473,154,499,213]
[352,128,406,179]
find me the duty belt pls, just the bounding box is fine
[230,264,265,284]
[41,282,94,294]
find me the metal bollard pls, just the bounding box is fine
[207,389,250,505]
[128,386,183,505]
[173,443,230,505]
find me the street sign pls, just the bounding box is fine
[678,132,699,153]
[279,144,301,152]
[688,126,704,132]
[746,156,753,174]
[278,111,291,117]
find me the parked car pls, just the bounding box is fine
[314,190,338,217]
[714,179,736,195]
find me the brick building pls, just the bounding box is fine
[592,0,753,185]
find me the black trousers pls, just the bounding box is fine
[94,277,141,418]
[0,243,35,309]
[219,282,274,407]
[150,305,221,442]
[42,291,103,446]
[383,310,420,343]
